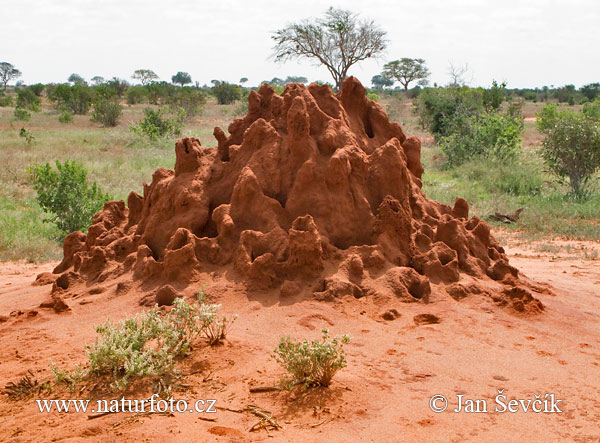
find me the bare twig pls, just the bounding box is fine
[198,416,217,422]
[249,386,281,393]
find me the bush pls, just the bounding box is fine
[16,88,41,111]
[414,86,483,139]
[165,87,206,117]
[582,100,600,121]
[19,127,35,144]
[145,81,177,105]
[29,83,45,96]
[52,295,236,391]
[90,99,122,127]
[440,111,522,167]
[273,329,350,389]
[58,110,73,123]
[130,106,185,140]
[48,83,94,114]
[105,78,130,97]
[537,105,600,196]
[29,160,111,234]
[482,80,506,111]
[126,86,149,105]
[212,81,241,104]
[0,94,13,107]
[367,92,380,101]
[13,108,31,121]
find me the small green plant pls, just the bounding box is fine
[273,329,351,389]
[90,99,122,127]
[13,108,31,121]
[196,292,237,345]
[58,110,73,123]
[29,160,111,234]
[19,127,35,144]
[367,92,380,101]
[130,106,185,140]
[50,295,237,391]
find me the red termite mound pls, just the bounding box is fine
[44,77,543,314]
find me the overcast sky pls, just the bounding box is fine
[2,0,599,89]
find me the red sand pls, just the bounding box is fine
[0,245,599,441]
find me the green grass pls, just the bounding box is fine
[0,98,235,262]
[421,147,600,241]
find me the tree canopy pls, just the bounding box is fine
[382,58,430,91]
[0,62,22,89]
[68,73,86,84]
[271,7,387,91]
[132,69,159,85]
[172,72,192,86]
[371,74,394,89]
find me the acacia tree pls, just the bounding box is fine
[271,7,387,91]
[0,62,22,90]
[382,58,430,92]
[172,71,192,86]
[68,73,86,84]
[371,74,393,89]
[91,76,105,86]
[132,69,159,85]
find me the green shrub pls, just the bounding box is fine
[0,94,13,107]
[126,85,149,104]
[52,295,236,391]
[29,83,45,96]
[145,81,177,105]
[16,88,41,111]
[482,80,506,111]
[273,329,350,389]
[440,111,522,167]
[19,127,35,144]
[105,77,130,97]
[48,83,94,114]
[165,87,206,117]
[13,108,31,121]
[582,100,600,121]
[29,160,111,234]
[537,105,600,196]
[90,99,122,127]
[414,86,484,139]
[58,110,73,124]
[212,81,241,104]
[367,92,380,101]
[130,106,185,140]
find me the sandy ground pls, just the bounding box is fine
[0,240,599,442]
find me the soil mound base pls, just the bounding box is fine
[46,77,543,314]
